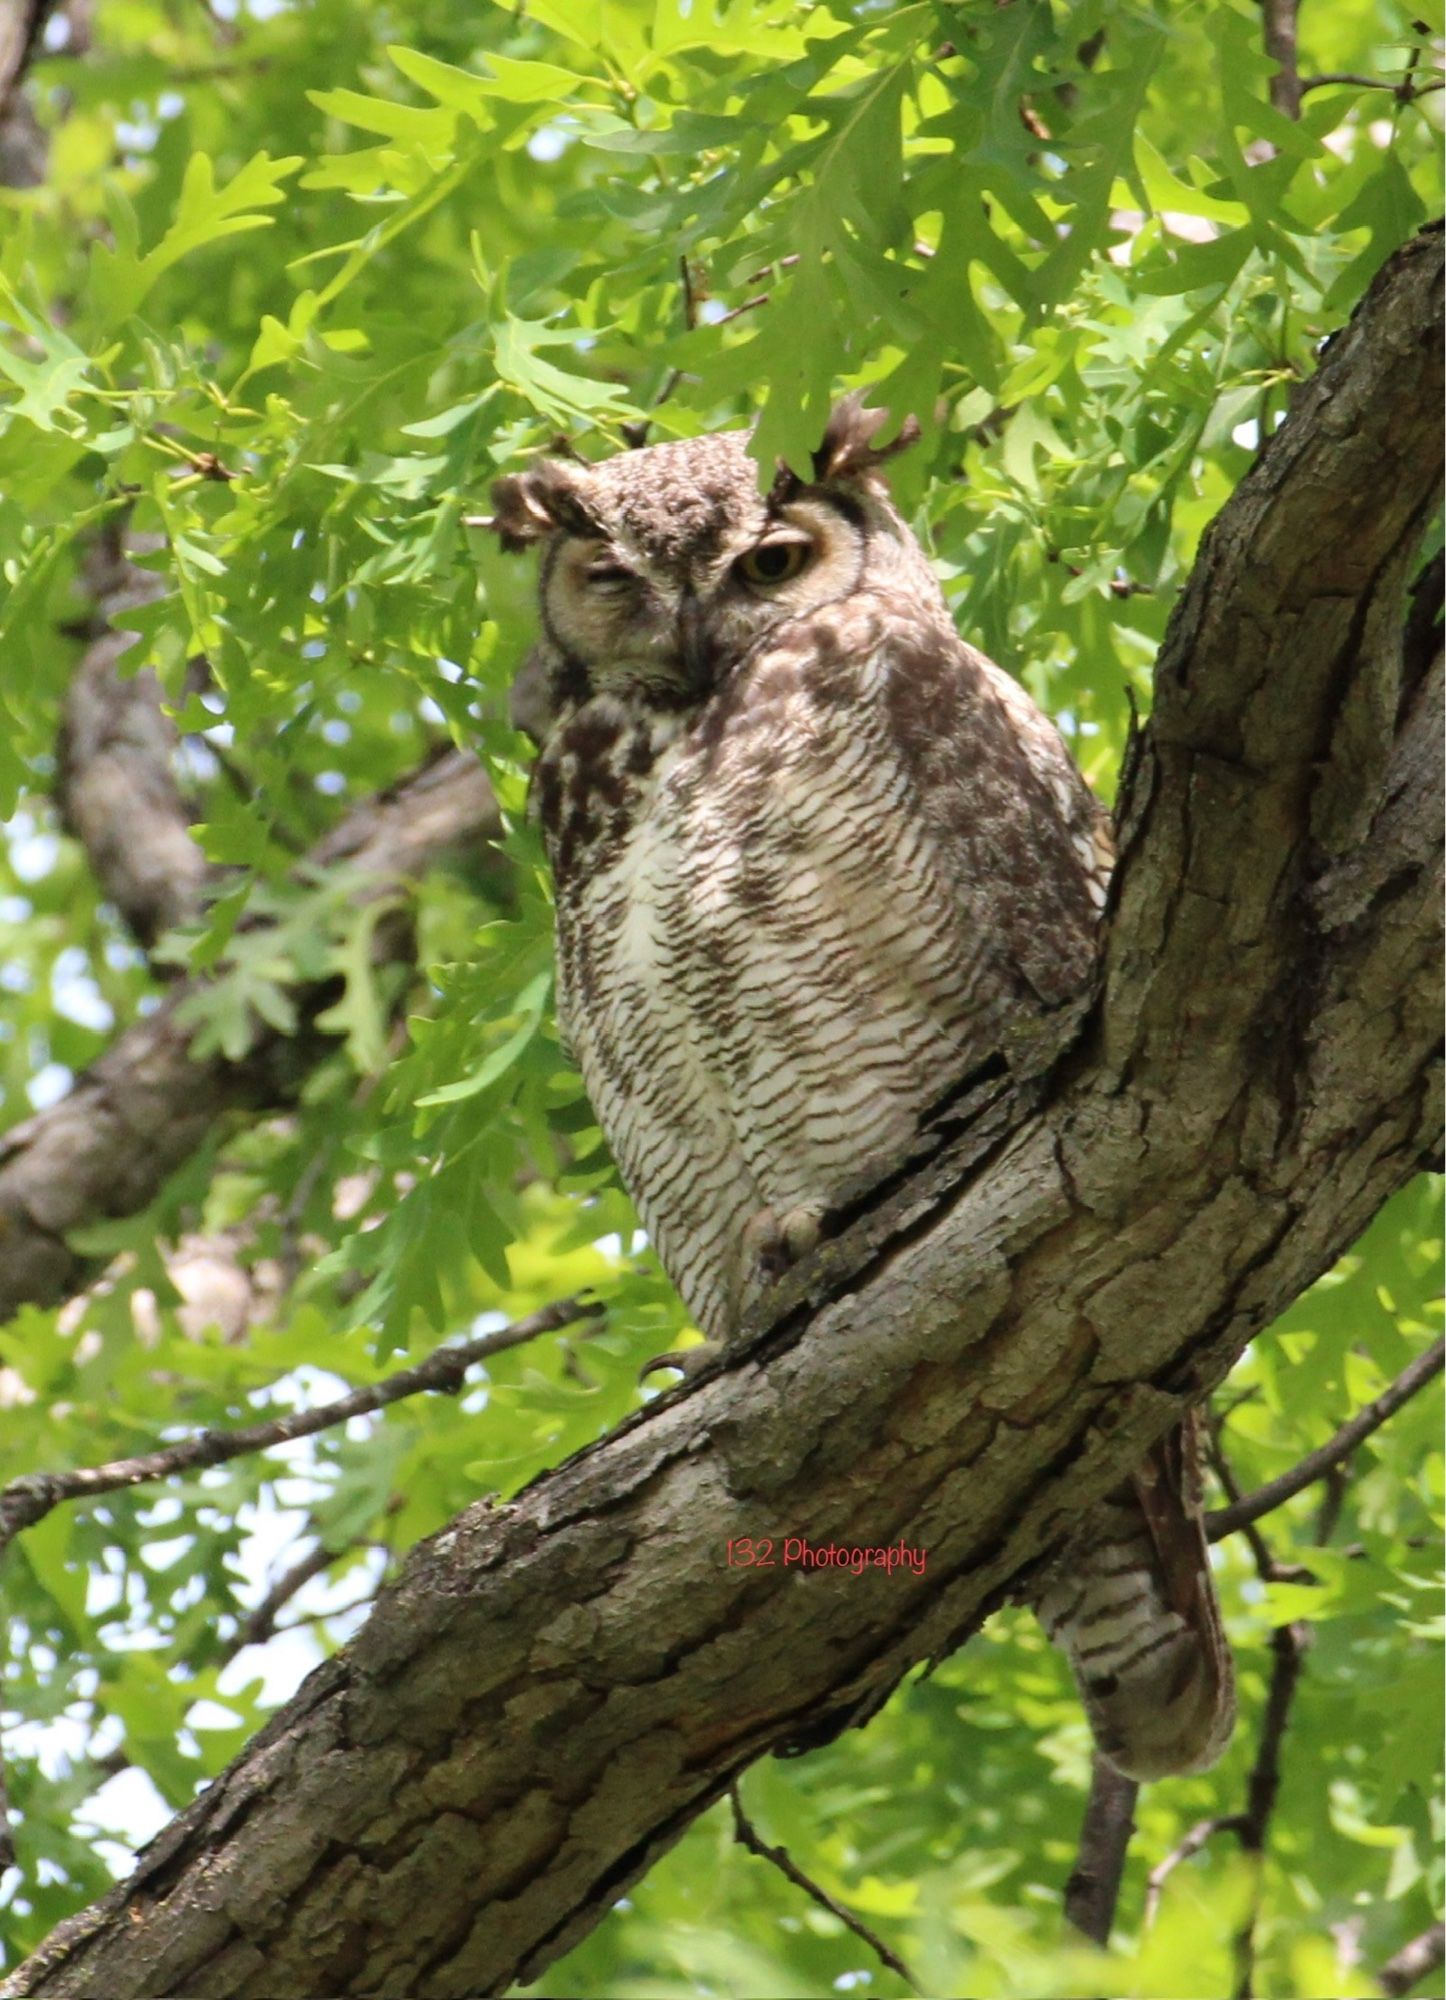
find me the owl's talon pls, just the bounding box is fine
[738,1203,823,1306]
[639,1341,721,1386]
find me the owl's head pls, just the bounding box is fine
[491,398,933,733]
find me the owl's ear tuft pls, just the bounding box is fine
[768,461,803,509]
[490,464,599,551]
[811,394,921,485]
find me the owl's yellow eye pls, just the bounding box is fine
[736,537,811,587]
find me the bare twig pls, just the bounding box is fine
[225,1496,404,1662]
[1304,69,1446,105]
[1207,1337,1444,1541]
[678,252,698,332]
[261,1591,380,1639]
[728,1785,919,1992]
[1239,1622,1310,1852]
[1147,1441,1314,1979]
[744,250,801,286]
[1205,1423,1296,1582]
[1312,1459,1351,1546]
[226,1539,344,1656]
[1234,1621,1311,1998]
[1299,71,1402,93]
[1144,1814,1246,1928]
[1141,1621,1310,1963]
[1218,1456,1314,1997]
[1299,34,1443,107]
[0,1296,602,1556]
[1378,1920,1446,1997]
[0,1739,14,1874]
[709,290,771,328]
[1063,1754,1139,1945]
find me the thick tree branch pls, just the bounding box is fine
[2,227,1440,2000]
[0,0,56,113]
[55,537,207,950]
[0,0,55,188]
[0,746,501,1324]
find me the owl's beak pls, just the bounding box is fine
[677,591,712,692]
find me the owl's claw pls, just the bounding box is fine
[639,1340,721,1386]
[737,1203,823,1307]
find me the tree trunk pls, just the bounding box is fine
[5,224,1440,2000]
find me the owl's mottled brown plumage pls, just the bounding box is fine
[492,402,1233,1780]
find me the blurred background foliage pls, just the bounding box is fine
[0,0,1440,1993]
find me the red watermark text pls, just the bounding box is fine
[726,1536,926,1577]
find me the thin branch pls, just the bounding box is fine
[1207,1337,1444,1540]
[60,1518,400,1798]
[1299,73,1443,104]
[1141,1622,1311,1964]
[1063,1755,1139,1946]
[1147,1443,1313,1981]
[1260,0,1302,119]
[1312,1459,1351,1546]
[1239,1622,1310,1851]
[678,252,698,332]
[264,1591,382,1639]
[728,1785,919,1993]
[1218,1453,1313,1997]
[1299,71,1397,93]
[222,1495,403,1662]
[1234,1622,1311,1999]
[744,249,800,285]
[0,1740,13,1874]
[0,1296,601,1555]
[708,290,771,328]
[1205,1423,1296,1583]
[1144,1814,1246,1928]
[1378,1921,1446,1998]
[225,1539,345,1657]
[1302,19,1444,107]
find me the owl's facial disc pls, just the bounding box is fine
[537,487,868,713]
[545,533,675,684]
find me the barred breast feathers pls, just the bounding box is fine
[541,593,1109,1338]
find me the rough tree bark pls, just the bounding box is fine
[3,225,1440,2000]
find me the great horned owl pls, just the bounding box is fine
[492,400,1234,1781]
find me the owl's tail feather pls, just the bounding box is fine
[1032,1413,1235,1782]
